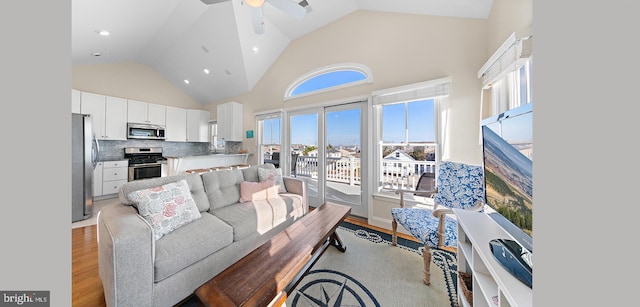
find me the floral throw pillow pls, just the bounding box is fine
[127,179,202,240]
[258,167,287,193]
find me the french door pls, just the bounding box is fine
[287,101,367,217]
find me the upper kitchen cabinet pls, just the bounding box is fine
[104,96,128,140]
[128,99,166,126]
[72,89,81,113]
[165,106,187,142]
[186,109,210,142]
[217,102,243,142]
[80,92,128,140]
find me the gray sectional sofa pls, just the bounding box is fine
[97,164,308,307]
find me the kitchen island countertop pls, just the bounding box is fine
[165,154,251,176]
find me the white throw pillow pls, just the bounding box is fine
[258,167,287,193]
[127,179,202,240]
[239,179,279,203]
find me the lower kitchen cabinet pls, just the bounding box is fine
[94,160,128,198]
[93,162,103,197]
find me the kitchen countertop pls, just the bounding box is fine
[164,154,251,176]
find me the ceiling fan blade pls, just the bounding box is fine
[268,0,307,19]
[200,0,229,4]
[251,7,265,34]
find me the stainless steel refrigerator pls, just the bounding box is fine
[72,113,99,222]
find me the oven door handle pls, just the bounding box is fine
[129,163,162,168]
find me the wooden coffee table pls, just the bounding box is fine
[194,202,351,307]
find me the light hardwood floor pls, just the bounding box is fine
[71,211,426,306]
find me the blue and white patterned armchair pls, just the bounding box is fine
[391,161,484,285]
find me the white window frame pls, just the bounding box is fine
[209,120,223,153]
[479,33,533,117]
[256,111,283,165]
[283,63,374,102]
[371,77,451,194]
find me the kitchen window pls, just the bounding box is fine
[209,120,224,153]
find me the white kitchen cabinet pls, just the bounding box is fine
[104,96,128,140]
[80,92,128,140]
[216,101,243,142]
[92,162,103,197]
[80,92,106,139]
[128,99,166,126]
[101,160,128,196]
[72,89,81,113]
[186,109,210,142]
[161,162,168,177]
[147,103,166,125]
[165,106,187,142]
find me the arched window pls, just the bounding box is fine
[284,63,373,101]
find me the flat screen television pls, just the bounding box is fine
[481,103,533,287]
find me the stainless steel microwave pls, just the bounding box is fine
[127,123,166,140]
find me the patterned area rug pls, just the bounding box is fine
[285,221,459,307]
[178,222,459,307]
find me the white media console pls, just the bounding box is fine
[453,209,532,307]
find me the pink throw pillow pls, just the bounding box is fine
[239,179,279,203]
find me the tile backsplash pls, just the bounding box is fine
[96,140,209,160]
[224,141,242,154]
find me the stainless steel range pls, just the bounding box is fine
[125,147,165,181]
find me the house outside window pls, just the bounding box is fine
[372,77,451,192]
[378,99,436,190]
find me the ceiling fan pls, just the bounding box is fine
[201,0,308,34]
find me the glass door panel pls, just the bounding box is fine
[325,103,365,216]
[287,102,367,216]
[289,110,323,207]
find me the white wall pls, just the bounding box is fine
[487,0,533,55]
[72,61,202,109]
[206,10,489,166]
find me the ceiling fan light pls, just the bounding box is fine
[245,0,265,8]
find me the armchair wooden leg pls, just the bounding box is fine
[391,219,398,246]
[422,244,432,285]
[437,215,446,249]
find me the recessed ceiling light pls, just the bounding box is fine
[203,68,210,74]
[252,46,259,53]
[96,30,110,36]
[92,52,102,57]
[184,79,190,84]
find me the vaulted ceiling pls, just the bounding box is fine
[72,0,493,104]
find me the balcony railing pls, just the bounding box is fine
[380,161,436,189]
[293,156,435,189]
[296,156,359,183]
